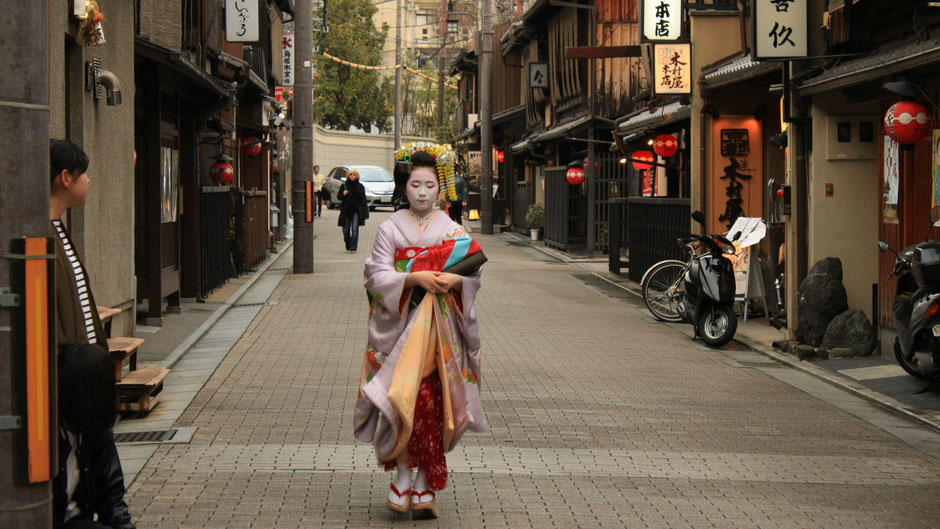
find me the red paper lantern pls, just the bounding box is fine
[884,102,931,144]
[631,151,655,171]
[653,134,679,158]
[242,137,262,157]
[211,161,234,185]
[566,167,585,185]
[497,151,504,163]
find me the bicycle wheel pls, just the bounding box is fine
[641,260,687,322]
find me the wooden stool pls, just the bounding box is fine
[116,368,169,412]
[107,337,144,383]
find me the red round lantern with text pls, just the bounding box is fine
[211,160,234,185]
[653,134,679,158]
[241,137,262,158]
[497,151,505,163]
[566,167,585,185]
[884,102,931,144]
[631,150,655,171]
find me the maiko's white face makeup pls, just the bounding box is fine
[406,167,440,215]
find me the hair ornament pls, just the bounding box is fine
[394,141,457,200]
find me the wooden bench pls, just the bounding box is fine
[97,305,121,337]
[116,368,169,412]
[107,337,144,383]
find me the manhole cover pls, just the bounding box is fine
[114,429,176,444]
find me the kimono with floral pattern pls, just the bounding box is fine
[354,210,486,463]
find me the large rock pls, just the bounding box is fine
[796,258,849,346]
[820,309,876,357]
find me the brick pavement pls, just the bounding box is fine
[126,208,940,528]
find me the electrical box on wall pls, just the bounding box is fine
[826,115,878,161]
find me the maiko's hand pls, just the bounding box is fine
[406,271,449,294]
[436,272,463,292]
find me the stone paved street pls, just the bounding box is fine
[126,209,940,528]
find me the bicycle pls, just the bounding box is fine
[640,255,691,323]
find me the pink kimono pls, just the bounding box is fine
[354,210,486,487]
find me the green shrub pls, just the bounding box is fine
[525,203,544,229]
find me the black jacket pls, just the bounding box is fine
[337,179,369,227]
[54,428,135,529]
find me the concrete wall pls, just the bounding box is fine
[312,125,431,174]
[688,12,747,221]
[807,92,880,319]
[139,0,182,52]
[49,0,137,336]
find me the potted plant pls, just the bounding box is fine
[525,203,544,241]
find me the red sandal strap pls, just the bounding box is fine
[389,484,412,498]
[412,489,435,500]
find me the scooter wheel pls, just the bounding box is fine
[894,338,928,379]
[698,305,737,348]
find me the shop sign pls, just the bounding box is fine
[653,44,691,95]
[933,130,940,208]
[752,0,808,59]
[528,62,548,89]
[226,0,260,42]
[282,34,294,86]
[708,117,763,232]
[883,136,900,222]
[640,0,683,42]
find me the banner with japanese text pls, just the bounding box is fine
[653,44,691,95]
[640,0,683,42]
[753,0,808,59]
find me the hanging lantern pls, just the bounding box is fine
[210,154,234,185]
[884,102,931,145]
[566,167,585,185]
[241,137,262,158]
[497,151,504,163]
[653,134,679,158]
[631,150,655,171]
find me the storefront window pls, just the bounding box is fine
[161,146,179,223]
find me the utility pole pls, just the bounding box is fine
[0,3,52,528]
[479,0,494,234]
[394,0,403,149]
[293,0,314,273]
[437,0,447,128]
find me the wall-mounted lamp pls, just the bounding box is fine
[646,138,654,145]
[769,130,788,150]
[618,157,628,164]
[85,56,122,105]
[704,104,720,120]
[753,104,768,122]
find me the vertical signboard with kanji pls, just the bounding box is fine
[226,0,260,42]
[653,44,691,95]
[708,117,763,234]
[282,34,294,86]
[640,0,683,42]
[752,0,808,59]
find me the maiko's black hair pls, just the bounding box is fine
[50,139,90,183]
[58,343,117,434]
[393,151,438,210]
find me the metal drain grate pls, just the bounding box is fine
[231,301,279,308]
[114,429,176,444]
[736,361,786,369]
[268,267,292,272]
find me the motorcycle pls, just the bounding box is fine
[878,206,940,381]
[677,211,740,347]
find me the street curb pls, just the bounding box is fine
[159,240,294,370]
[502,230,940,434]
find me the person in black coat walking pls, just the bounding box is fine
[338,168,369,252]
[54,343,135,529]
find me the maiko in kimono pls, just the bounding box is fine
[354,144,486,519]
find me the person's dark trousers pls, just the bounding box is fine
[63,518,109,528]
[343,212,360,251]
[449,203,463,225]
[316,194,323,216]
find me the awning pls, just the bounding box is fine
[799,38,940,95]
[493,104,525,126]
[510,139,531,153]
[137,38,234,99]
[701,55,781,90]
[616,101,691,136]
[530,114,593,143]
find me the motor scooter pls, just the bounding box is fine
[676,211,740,347]
[878,206,940,381]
